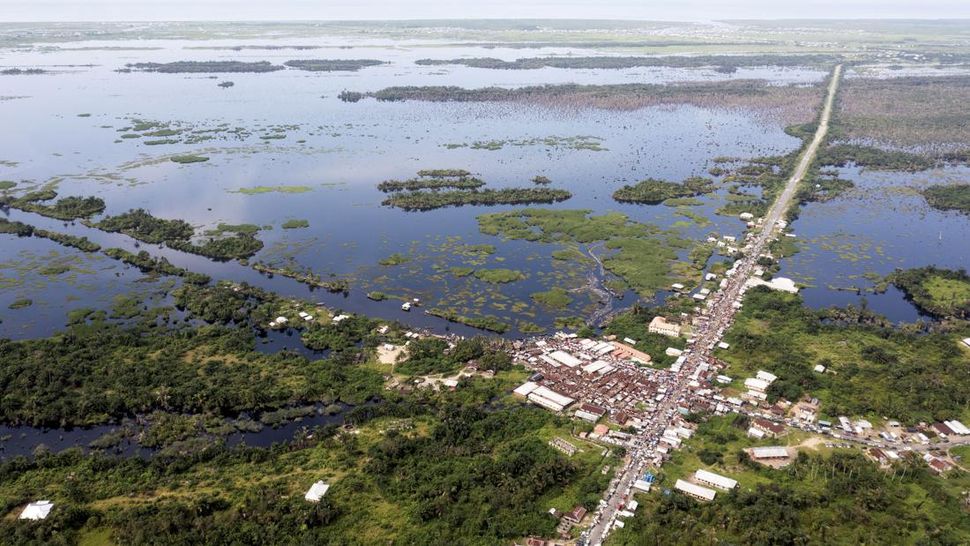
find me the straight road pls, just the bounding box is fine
[585,64,843,546]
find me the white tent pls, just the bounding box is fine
[19,500,53,520]
[305,481,330,502]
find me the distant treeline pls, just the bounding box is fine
[416,54,838,72]
[124,59,386,73]
[344,79,787,103]
[382,188,571,211]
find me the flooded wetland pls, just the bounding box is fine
[2,18,970,545]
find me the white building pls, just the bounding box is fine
[649,316,682,338]
[751,446,789,460]
[528,386,575,412]
[744,377,771,393]
[694,469,738,490]
[674,479,716,501]
[548,350,582,368]
[745,277,799,294]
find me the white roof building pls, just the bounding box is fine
[528,386,575,412]
[751,446,789,459]
[648,316,682,338]
[744,378,771,393]
[675,479,716,501]
[962,338,970,348]
[549,350,582,368]
[756,370,778,383]
[513,381,539,397]
[582,360,609,374]
[694,469,738,490]
[19,500,53,520]
[945,420,970,435]
[633,479,652,493]
[745,276,799,294]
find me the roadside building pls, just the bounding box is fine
[674,479,716,501]
[562,506,587,525]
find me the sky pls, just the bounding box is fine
[1,0,968,22]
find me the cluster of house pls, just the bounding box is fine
[268,310,316,328]
[510,333,672,428]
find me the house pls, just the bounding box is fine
[549,437,577,457]
[751,446,789,460]
[304,481,330,503]
[752,418,786,438]
[694,469,738,490]
[932,422,954,438]
[747,426,766,439]
[19,500,53,520]
[867,448,890,465]
[744,377,771,393]
[674,479,716,501]
[575,403,607,423]
[648,316,681,338]
[961,337,970,349]
[562,505,587,525]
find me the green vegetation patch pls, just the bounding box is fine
[477,208,691,297]
[170,154,210,164]
[530,287,573,309]
[8,298,32,309]
[473,268,526,284]
[425,308,510,333]
[613,176,714,205]
[379,253,411,266]
[923,183,970,213]
[126,61,284,73]
[719,287,970,423]
[383,188,571,211]
[283,59,385,72]
[1,191,105,220]
[282,219,310,229]
[232,185,314,195]
[887,267,970,319]
[0,180,16,190]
